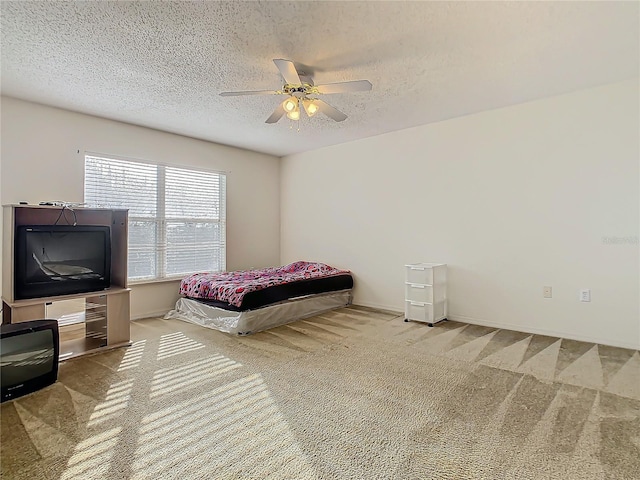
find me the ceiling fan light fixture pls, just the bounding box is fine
[286,109,300,121]
[283,97,298,112]
[303,99,319,117]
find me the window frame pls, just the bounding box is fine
[83,152,227,284]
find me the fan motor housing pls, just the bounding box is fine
[282,74,315,96]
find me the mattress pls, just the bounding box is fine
[180,261,353,311]
[193,274,353,311]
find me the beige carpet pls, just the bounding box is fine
[2,307,639,479]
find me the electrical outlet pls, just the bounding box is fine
[543,286,552,298]
[580,289,591,302]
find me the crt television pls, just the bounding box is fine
[14,225,111,300]
[1,319,60,403]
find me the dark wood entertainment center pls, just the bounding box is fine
[2,205,131,359]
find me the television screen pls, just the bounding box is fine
[15,225,111,299]
[1,320,59,402]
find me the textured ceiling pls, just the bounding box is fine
[1,1,638,157]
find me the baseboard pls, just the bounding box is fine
[449,313,640,351]
[350,303,403,317]
[131,309,170,321]
[352,301,402,317]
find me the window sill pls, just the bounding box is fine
[128,277,184,286]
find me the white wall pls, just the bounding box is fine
[281,79,640,349]
[1,97,281,319]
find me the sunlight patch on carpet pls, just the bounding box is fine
[116,340,146,371]
[60,427,121,480]
[87,379,134,427]
[150,354,242,398]
[132,374,317,479]
[156,332,205,360]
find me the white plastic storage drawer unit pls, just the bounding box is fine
[404,263,447,327]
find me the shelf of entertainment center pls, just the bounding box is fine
[61,337,106,357]
[3,287,129,308]
[1,288,131,359]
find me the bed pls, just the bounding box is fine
[164,261,353,335]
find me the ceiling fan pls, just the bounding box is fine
[220,59,372,124]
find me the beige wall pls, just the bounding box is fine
[1,97,281,319]
[281,79,640,349]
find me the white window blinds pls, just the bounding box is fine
[84,155,226,282]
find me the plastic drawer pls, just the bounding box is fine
[405,265,434,285]
[404,283,433,303]
[404,301,434,323]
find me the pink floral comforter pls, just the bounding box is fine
[180,261,351,307]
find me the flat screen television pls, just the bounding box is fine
[15,225,111,300]
[1,320,59,403]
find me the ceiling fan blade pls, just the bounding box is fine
[273,59,301,85]
[314,80,372,94]
[220,90,281,96]
[314,99,347,122]
[265,104,286,124]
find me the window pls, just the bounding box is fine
[84,154,226,282]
